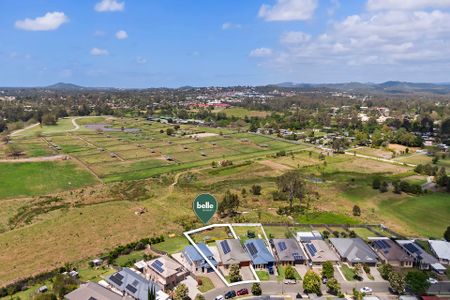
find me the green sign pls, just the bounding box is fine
[193,193,217,224]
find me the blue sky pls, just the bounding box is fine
[1,0,450,87]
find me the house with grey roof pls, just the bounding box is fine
[244,239,275,269]
[303,239,340,265]
[216,239,251,268]
[106,267,161,300]
[397,240,446,273]
[369,238,413,268]
[65,282,123,300]
[429,240,450,265]
[181,243,218,273]
[272,238,307,265]
[145,255,188,289]
[329,238,378,266]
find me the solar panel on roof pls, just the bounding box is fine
[278,241,287,251]
[154,260,163,267]
[132,279,139,287]
[220,240,231,254]
[404,243,421,254]
[292,252,303,260]
[151,261,164,273]
[109,274,123,286]
[115,273,124,280]
[306,243,317,256]
[247,242,258,257]
[126,284,137,294]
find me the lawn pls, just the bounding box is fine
[197,276,215,292]
[78,266,116,282]
[378,192,450,238]
[340,264,356,281]
[152,236,190,254]
[0,161,98,199]
[256,270,270,281]
[296,211,359,225]
[115,250,146,267]
[277,265,301,281]
[19,118,77,136]
[350,227,377,241]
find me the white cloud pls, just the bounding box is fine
[258,0,318,21]
[15,12,69,31]
[249,48,273,57]
[280,31,311,45]
[222,22,242,30]
[136,57,147,64]
[90,48,109,56]
[94,30,105,37]
[95,0,125,12]
[115,30,128,40]
[367,0,450,11]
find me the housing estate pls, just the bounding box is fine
[397,240,446,273]
[303,239,340,264]
[145,256,188,289]
[272,238,307,265]
[369,238,413,268]
[329,238,378,266]
[243,239,275,269]
[65,282,123,300]
[216,239,251,267]
[106,268,161,300]
[181,243,218,273]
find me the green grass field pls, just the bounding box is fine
[0,161,98,199]
[378,193,450,238]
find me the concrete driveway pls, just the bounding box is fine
[181,275,201,299]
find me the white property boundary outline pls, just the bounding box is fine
[184,223,272,287]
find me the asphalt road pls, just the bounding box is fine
[204,280,390,300]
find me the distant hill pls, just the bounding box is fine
[46,82,87,90]
[270,81,450,94]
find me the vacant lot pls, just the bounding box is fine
[378,193,450,238]
[0,161,98,199]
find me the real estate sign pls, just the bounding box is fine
[193,193,217,224]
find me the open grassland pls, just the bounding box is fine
[214,107,271,118]
[0,161,98,199]
[0,116,449,286]
[378,193,450,238]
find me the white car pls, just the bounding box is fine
[215,295,224,300]
[284,279,297,284]
[427,278,438,284]
[360,287,373,295]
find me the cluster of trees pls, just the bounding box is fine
[218,191,240,217]
[379,264,430,295]
[229,264,242,283]
[373,178,423,195]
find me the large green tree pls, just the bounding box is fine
[229,264,242,283]
[276,171,306,210]
[406,271,430,295]
[303,270,321,295]
[389,272,406,295]
[173,284,189,300]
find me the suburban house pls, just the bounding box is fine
[429,240,450,265]
[329,238,378,266]
[369,238,413,268]
[106,267,161,300]
[65,282,123,300]
[397,240,446,273]
[303,239,340,265]
[145,256,188,289]
[296,231,323,242]
[272,238,307,265]
[181,243,218,273]
[216,239,251,268]
[244,239,276,269]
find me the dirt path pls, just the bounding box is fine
[258,160,292,171]
[0,155,68,163]
[10,123,40,137]
[344,151,416,167]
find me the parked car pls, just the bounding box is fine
[360,287,373,295]
[268,266,274,275]
[215,296,224,300]
[224,290,236,299]
[284,279,297,284]
[237,288,249,296]
[427,278,438,284]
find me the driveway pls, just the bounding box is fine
[181,276,201,299]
